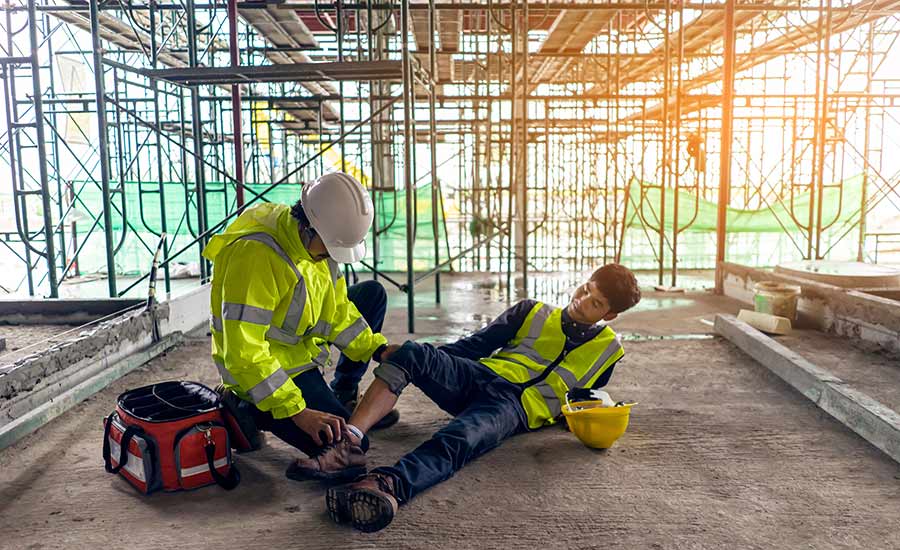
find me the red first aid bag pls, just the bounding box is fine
[102,381,240,494]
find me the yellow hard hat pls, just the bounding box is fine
[562,398,636,449]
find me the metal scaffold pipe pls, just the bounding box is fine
[89,0,117,297]
[715,0,736,294]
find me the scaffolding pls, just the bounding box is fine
[444,0,900,292]
[2,1,900,325]
[0,0,449,331]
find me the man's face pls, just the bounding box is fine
[300,226,331,262]
[567,280,617,324]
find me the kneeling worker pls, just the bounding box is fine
[203,172,398,479]
[291,264,642,531]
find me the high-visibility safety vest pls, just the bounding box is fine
[202,203,387,419]
[479,302,624,429]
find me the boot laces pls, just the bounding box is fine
[366,473,394,495]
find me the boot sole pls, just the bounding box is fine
[348,489,398,533]
[325,486,353,524]
[286,464,367,483]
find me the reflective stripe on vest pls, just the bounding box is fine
[500,304,552,364]
[332,317,368,349]
[552,364,578,390]
[247,368,289,404]
[222,302,274,325]
[285,347,331,376]
[266,326,300,345]
[535,382,561,417]
[577,335,623,386]
[214,358,238,385]
[237,233,308,340]
[307,319,333,339]
[217,347,329,388]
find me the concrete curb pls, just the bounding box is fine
[0,285,211,451]
[0,334,182,450]
[715,314,900,464]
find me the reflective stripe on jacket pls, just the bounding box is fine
[479,302,623,429]
[203,203,387,419]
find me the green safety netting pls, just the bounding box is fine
[623,174,864,233]
[67,174,864,278]
[369,183,450,273]
[619,175,865,269]
[70,180,447,277]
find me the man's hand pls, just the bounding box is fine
[379,344,401,362]
[291,408,347,446]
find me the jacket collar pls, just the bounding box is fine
[560,306,606,343]
[276,207,314,264]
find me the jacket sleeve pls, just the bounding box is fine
[439,299,537,360]
[219,241,306,419]
[316,261,387,362]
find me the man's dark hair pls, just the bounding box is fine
[290,199,310,227]
[590,263,641,314]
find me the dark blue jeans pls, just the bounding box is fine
[330,280,387,393]
[372,342,529,503]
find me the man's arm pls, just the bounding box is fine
[219,242,306,419]
[314,260,388,362]
[439,299,538,360]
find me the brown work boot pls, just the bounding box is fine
[285,437,366,482]
[326,472,399,532]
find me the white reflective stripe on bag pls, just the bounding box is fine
[107,437,147,482]
[181,457,229,479]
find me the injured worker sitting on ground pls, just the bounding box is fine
[289,264,642,532]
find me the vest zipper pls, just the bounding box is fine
[520,348,569,389]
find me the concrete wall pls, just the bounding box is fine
[720,262,900,354]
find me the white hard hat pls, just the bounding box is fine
[300,171,373,263]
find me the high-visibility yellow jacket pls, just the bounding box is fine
[202,203,387,419]
[479,302,624,429]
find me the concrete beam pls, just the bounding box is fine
[0,306,166,398]
[0,334,182,450]
[0,298,144,325]
[715,314,900,464]
[158,284,211,336]
[0,284,210,450]
[720,262,900,354]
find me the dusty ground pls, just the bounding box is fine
[1,273,899,549]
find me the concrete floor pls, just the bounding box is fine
[1,273,899,549]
